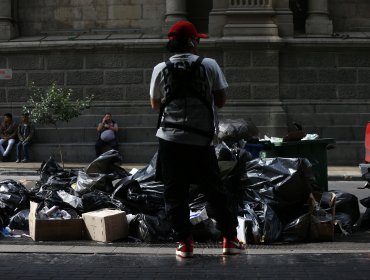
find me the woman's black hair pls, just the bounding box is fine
[166,38,190,53]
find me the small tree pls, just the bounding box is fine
[23,82,93,167]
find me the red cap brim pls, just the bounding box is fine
[197,33,208,39]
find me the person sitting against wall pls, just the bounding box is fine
[95,112,119,157]
[16,113,35,163]
[0,113,18,162]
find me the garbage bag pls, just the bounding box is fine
[0,180,30,227]
[38,156,64,183]
[360,196,370,208]
[128,212,173,242]
[131,152,158,183]
[280,212,311,243]
[74,171,115,195]
[81,190,124,213]
[360,197,370,229]
[85,149,129,178]
[8,209,30,230]
[241,190,282,244]
[192,218,221,242]
[360,207,370,229]
[44,171,78,189]
[310,210,334,242]
[244,157,313,224]
[112,180,165,215]
[218,118,259,142]
[41,189,83,214]
[215,142,237,161]
[331,190,360,232]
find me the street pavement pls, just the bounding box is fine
[1,252,370,279]
[1,162,370,279]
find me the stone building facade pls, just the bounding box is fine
[0,0,369,165]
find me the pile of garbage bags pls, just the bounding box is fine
[0,119,363,243]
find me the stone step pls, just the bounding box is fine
[33,127,158,143]
[7,140,363,166]
[10,142,158,163]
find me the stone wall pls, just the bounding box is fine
[17,0,166,36]
[0,38,369,164]
[329,0,370,32]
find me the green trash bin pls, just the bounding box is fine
[271,138,335,192]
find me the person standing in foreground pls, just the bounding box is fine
[149,21,244,258]
[16,113,35,163]
[0,113,18,162]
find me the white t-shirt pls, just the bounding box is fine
[150,53,228,146]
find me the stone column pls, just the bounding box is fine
[163,0,187,35]
[305,0,333,35]
[222,0,278,37]
[208,0,228,37]
[0,0,17,40]
[273,0,294,37]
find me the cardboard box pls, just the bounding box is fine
[29,201,85,241]
[82,208,128,242]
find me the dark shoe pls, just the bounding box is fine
[223,237,245,255]
[15,159,20,163]
[2,156,9,162]
[176,240,194,258]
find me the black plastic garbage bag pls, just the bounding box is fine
[360,197,370,229]
[0,180,29,227]
[38,156,64,183]
[218,119,259,142]
[81,190,124,213]
[360,196,370,208]
[244,157,313,224]
[241,190,283,244]
[85,150,129,178]
[75,171,115,195]
[129,211,173,242]
[42,189,83,214]
[192,218,221,242]
[8,209,30,230]
[215,142,237,161]
[112,180,165,215]
[44,172,78,189]
[280,212,311,243]
[331,190,360,233]
[131,152,158,183]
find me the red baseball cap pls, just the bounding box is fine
[168,21,208,40]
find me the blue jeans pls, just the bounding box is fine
[16,141,31,160]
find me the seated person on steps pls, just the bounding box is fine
[16,113,35,163]
[0,113,18,162]
[95,112,119,157]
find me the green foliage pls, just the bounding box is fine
[23,82,93,126]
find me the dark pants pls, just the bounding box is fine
[158,138,238,241]
[95,138,118,157]
[16,141,31,160]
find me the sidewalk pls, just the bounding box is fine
[0,161,369,258]
[0,161,364,180]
